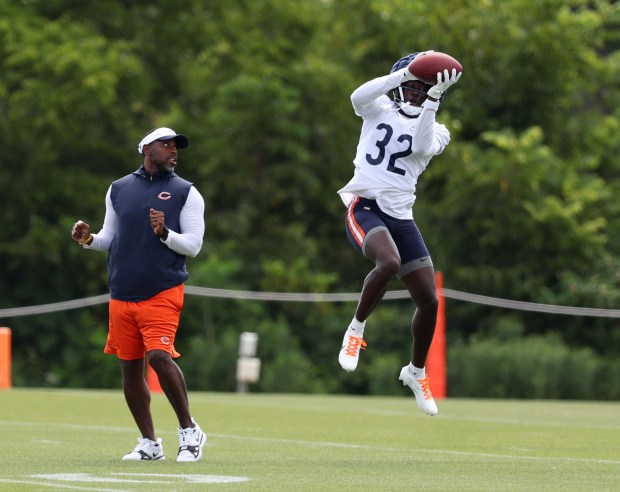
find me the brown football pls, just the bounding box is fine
[408,52,463,84]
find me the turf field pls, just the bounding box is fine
[0,389,618,491]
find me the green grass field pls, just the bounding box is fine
[0,389,618,491]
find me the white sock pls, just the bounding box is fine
[348,317,366,336]
[409,363,425,379]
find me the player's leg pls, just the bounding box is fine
[397,266,439,415]
[340,198,401,371]
[400,266,438,368]
[354,229,401,321]
[393,219,439,415]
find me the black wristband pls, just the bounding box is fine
[159,226,169,241]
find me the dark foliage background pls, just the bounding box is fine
[1,0,619,398]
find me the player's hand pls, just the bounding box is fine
[403,68,417,81]
[427,68,462,100]
[71,220,91,244]
[403,50,436,81]
[149,208,166,237]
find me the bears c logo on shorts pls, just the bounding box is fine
[160,336,171,345]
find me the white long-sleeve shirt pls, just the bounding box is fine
[85,185,204,257]
[338,70,450,219]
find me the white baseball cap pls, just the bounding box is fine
[137,127,189,154]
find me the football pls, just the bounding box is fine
[407,51,463,84]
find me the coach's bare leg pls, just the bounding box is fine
[147,349,193,429]
[120,358,155,440]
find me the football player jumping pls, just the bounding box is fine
[337,51,461,416]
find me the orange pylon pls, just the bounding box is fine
[427,272,447,399]
[146,363,163,393]
[0,328,12,389]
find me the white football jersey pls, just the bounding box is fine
[338,71,450,220]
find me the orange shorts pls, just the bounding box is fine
[104,284,184,360]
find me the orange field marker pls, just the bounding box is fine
[427,272,447,399]
[0,328,12,389]
[146,363,163,393]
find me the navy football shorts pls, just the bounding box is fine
[345,197,433,278]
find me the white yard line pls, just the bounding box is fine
[1,419,618,466]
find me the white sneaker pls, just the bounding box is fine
[338,329,367,372]
[122,437,165,461]
[177,419,207,462]
[399,366,438,416]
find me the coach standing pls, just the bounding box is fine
[71,127,206,462]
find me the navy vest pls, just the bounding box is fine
[108,166,193,301]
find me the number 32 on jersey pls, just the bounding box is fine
[365,123,411,176]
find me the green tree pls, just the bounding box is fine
[1,0,619,396]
